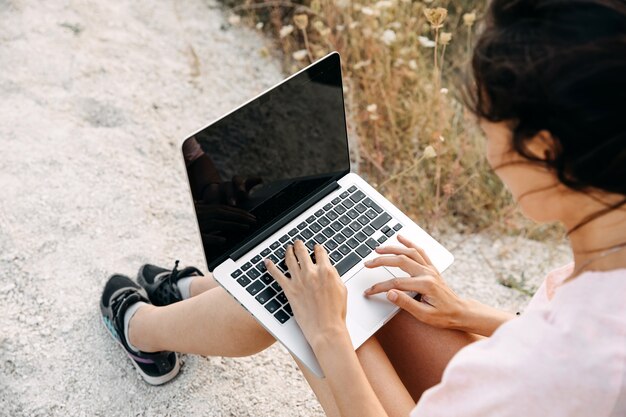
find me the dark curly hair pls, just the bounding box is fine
[466,0,626,234]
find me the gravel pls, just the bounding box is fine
[0,1,572,416]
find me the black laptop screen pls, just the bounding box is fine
[182,53,350,270]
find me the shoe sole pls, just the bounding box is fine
[100,313,182,386]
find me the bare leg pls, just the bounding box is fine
[375,310,483,401]
[128,274,275,357]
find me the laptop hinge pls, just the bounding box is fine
[231,180,341,261]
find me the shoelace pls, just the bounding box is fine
[111,289,143,331]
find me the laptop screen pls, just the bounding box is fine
[182,53,350,270]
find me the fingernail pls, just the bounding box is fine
[387,291,398,301]
[364,260,372,266]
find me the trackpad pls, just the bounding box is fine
[346,266,397,331]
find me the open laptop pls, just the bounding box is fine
[181,52,453,377]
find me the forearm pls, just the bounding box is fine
[455,299,515,337]
[312,329,389,417]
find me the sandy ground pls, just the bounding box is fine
[0,1,572,416]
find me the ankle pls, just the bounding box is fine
[127,304,158,352]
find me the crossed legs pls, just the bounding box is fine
[128,274,480,416]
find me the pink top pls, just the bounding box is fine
[411,265,626,417]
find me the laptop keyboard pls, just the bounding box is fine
[229,185,403,325]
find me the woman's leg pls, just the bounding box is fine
[128,274,276,357]
[375,309,483,401]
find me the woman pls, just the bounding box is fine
[99,0,626,415]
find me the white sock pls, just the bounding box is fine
[123,301,147,353]
[177,276,195,300]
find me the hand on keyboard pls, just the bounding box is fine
[265,240,349,349]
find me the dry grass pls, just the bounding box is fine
[225,0,563,239]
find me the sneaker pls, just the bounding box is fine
[100,274,181,385]
[137,260,203,306]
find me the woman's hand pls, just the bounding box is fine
[265,240,349,350]
[363,234,467,330]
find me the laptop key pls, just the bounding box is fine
[247,269,260,279]
[335,205,347,214]
[257,262,267,273]
[326,240,338,250]
[365,209,378,220]
[338,244,351,255]
[346,209,358,219]
[314,234,327,244]
[327,210,338,220]
[355,231,367,243]
[310,222,322,233]
[260,273,273,285]
[274,309,290,324]
[356,244,371,258]
[306,215,316,223]
[318,216,330,226]
[343,199,355,208]
[241,262,252,271]
[277,259,287,271]
[267,254,279,263]
[347,238,359,249]
[378,236,388,244]
[275,247,286,258]
[330,221,343,231]
[246,280,265,295]
[264,299,281,314]
[276,292,288,304]
[330,251,343,263]
[314,209,324,217]
[341,227,355,237]
[335,252,360,275]
[371,213,392,230]
[270,241,281,250]
[256,287,277,304]
[261,248,271,257]
[358,215,369,225]
[350,190,366,202]
[301,229,314,239]
[340,191,349,199]
[382,225,391,233]
[231,269,242,279]
[366,238,379,250]
[279,235,289,243]
[335,234,346,243]
[350,221,361,231]
[355,203,367,213]
[332,197,341,205]
[363,225,375,236]
[323,203,333,211]
[393,223,403,231]
[348,185,357,193]
[251,255,262,264]
[386,229,395,237]
[338,215,350,225]
[306,240,316,251]
[289,228,299,236]
[322,228,334,238]
[363,198,383,213]
[237,276,251,287]
[271,281,282,292]
[297,221,307,230]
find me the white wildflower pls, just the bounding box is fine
[408,59,418,70]
[418,36,436,48]
[292,49,308,61]
[440,87,449,95]
[423,145,437,159]
[353,60,371,70]
[367,103,378,113]
[279,25,294,38]
[361,7,379,16]
[381,29,397,45]
[255,22,264,30]
[228,14,241,25]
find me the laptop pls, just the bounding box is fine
[180,52,453,377]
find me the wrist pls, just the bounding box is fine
[459,298,515,337]
[309,325,351,354]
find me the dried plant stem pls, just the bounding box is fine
[230,1,319,16]
[300,28,314,63]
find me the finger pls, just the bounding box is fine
[364,275,435,295]
[314,244,332,267]
[293,240,313,269]
[374,245,426,265]
[386,290,432,321]
[265,259,289,289]
[397,235,433,265]
[364,255,421,275]
[284,244,300,277]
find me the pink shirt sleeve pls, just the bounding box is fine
[410,268,626,417]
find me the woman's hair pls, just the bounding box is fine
[466,0,626,232]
